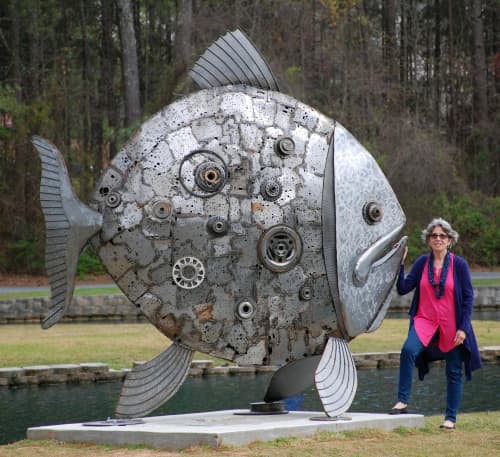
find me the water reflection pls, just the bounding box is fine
[1,365,499,445]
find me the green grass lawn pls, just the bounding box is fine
[473,278,500,287]
[0,319,498,369]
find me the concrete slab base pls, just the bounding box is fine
[27,410,424,450]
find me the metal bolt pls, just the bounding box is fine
[276,137,295,156]
[207,216,229,236]
[237,300,255,319]
[106,192,121,208]
[363,201,383,224]
[299,286,313,301]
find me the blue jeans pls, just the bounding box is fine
[398,326,463,423]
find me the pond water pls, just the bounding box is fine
[1,364,499,445]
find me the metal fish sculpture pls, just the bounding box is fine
[33,30,406,419]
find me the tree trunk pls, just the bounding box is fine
[117,0,141,125]
[173,0,192,91]
[471,0,488,126]
[79,0,91,198]
[470,0,490,193]
[446,0,457,145]
[382,0,397,82]
[433,0,441,128]
[99,0,117,165]
[28,4,40,98]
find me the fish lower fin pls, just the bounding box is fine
[189,29,281,91]
[32,136,102,329]
[315,337,357,418]
[115,343,194,418]
[263,356,321,403]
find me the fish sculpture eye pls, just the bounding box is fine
[363,201,383,225]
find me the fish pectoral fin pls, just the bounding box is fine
[189,29,281,91]
[263,356,321,403]
[315,337,358,418]
[32,136,103,329]
[115,343,194,418]
[353,227,406,287]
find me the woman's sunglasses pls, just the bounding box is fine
[430,233,448,240]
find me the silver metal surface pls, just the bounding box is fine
[315,337,357,418]
[34,28,406,418]
[32,136,102,329]
[189,29,280,91]
[332,124,406,338]
[264,356,321,403]
[115,343,194,418]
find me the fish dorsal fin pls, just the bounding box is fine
[189,29,281,91]
[32,136,103,329]
[315,337,358,418]
[115,343,194,418]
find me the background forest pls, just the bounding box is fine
[0,0,498,275]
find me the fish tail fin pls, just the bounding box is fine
[32,136,102,329]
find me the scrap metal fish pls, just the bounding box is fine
[33,30,406,419]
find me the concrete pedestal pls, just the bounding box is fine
[27,410,424,450]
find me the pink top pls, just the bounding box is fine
[414,254,456,353]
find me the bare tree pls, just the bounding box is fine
[471,0,488,126]
[173,0,192,92]
[117,0,141,125]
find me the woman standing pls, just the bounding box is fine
[389,218,482,429]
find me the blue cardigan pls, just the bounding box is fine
[397,253,482,380]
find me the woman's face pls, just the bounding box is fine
[428,226,450,255]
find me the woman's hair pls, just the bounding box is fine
[421,218,459,247]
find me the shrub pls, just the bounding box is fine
[404,193,499,267]
[4,239,45,274]
[76,246,106,277]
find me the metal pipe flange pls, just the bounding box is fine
[258,224,303,272]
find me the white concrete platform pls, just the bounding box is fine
[27,410,424,450]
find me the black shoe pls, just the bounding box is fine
[388,407,408,415]
[439,423,456,430]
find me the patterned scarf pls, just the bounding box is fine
[428,251,451,299]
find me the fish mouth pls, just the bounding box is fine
[353,225,406,287]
